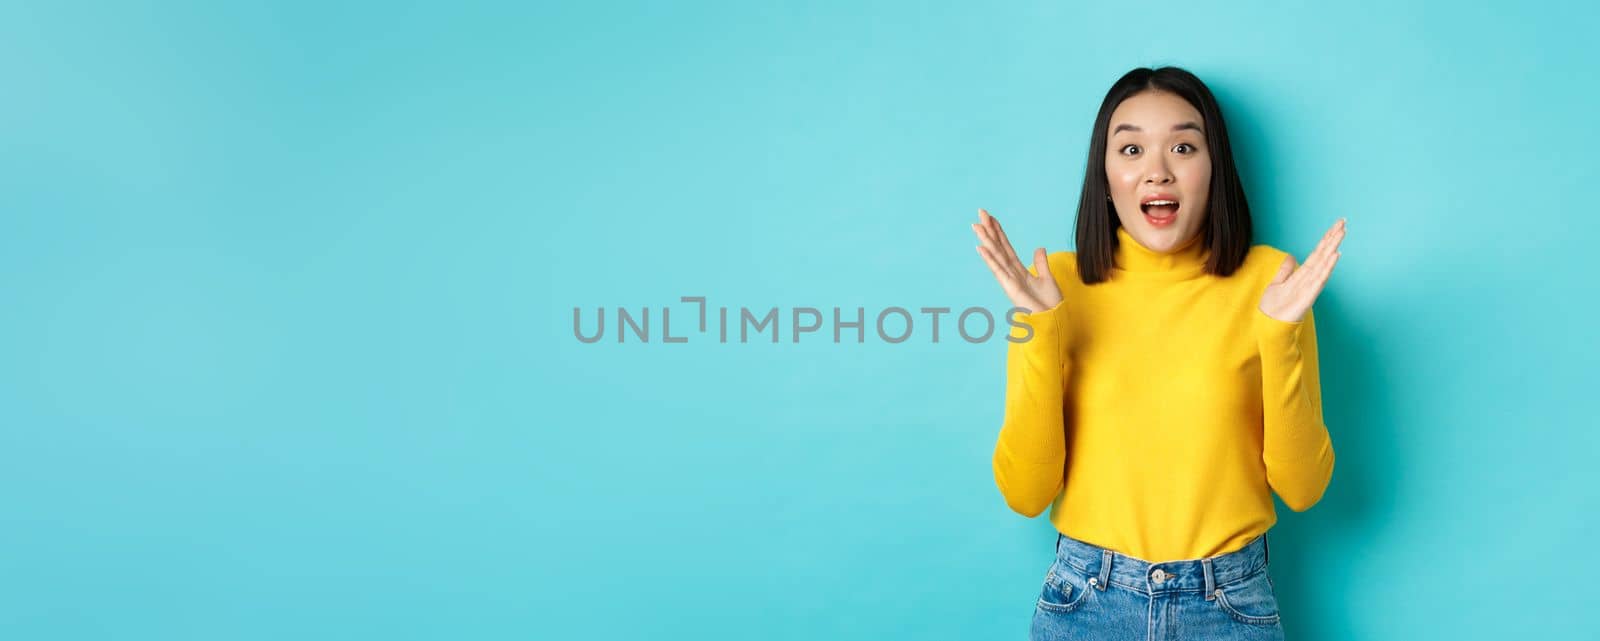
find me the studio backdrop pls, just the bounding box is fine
[1,1,1594,640]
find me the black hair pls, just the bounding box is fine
[1074,66,1253,284]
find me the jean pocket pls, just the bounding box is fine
[1211,569,1281,626]
[1036,564,1092,614]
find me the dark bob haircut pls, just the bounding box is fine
[1074,66,1253,284]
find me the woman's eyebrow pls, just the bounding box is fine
[1112,121,1205,134]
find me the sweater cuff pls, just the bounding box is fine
[1252,306,1304,352]
[1009,304,1065,351]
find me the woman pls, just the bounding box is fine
[972,66,1346,640]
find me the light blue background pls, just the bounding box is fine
[2,1,1593,639]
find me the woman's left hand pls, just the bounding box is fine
[1258,218,1346,323]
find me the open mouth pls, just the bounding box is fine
[1140,196,1180,226]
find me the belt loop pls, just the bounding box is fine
[1263,532,1271,567]
[1202,557,1216,600]
[1097,550,1113,590]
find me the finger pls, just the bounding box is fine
[1299,229,1335,275]
[1301,220,1346,275]
[980,246,1040,311]
[1270,254,1295,285]
[972,218,999,253]
[1033,247,1053,281]
[1316,220,1347,263]
[972,222,1020,280]
[1320,250,1341,283]
[1298,250,1341,309]
[975,245,1012,284]
[974,211,1004,254]
[987,212,1027,274]
[1289,227,1339,287]
[1000,227,1030,277]
[972,207,998,254]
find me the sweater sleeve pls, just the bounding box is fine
[1252,305,1335,512]
[991,302,1070,518]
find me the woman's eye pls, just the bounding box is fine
[1173,143,1196,154]
[1121,144,1140,155]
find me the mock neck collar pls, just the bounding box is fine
[1112,225,1209,281]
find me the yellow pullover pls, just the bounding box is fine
[992,225,1335,561]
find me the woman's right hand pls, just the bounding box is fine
[972,208,1063,314]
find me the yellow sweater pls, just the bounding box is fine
[992,225,1335,562]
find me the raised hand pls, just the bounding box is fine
[972,208,1063,314]
[1259,218,1346,323]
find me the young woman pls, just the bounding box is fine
[972,66,1346,640]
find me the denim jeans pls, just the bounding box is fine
[1030,531,1285,641]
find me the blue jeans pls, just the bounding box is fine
[1030,531,1285,641]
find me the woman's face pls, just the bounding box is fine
[1105,90,1211,253]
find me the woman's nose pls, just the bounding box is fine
[1144,161,1174,184]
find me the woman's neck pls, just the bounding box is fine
[1111,226,1209,281]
